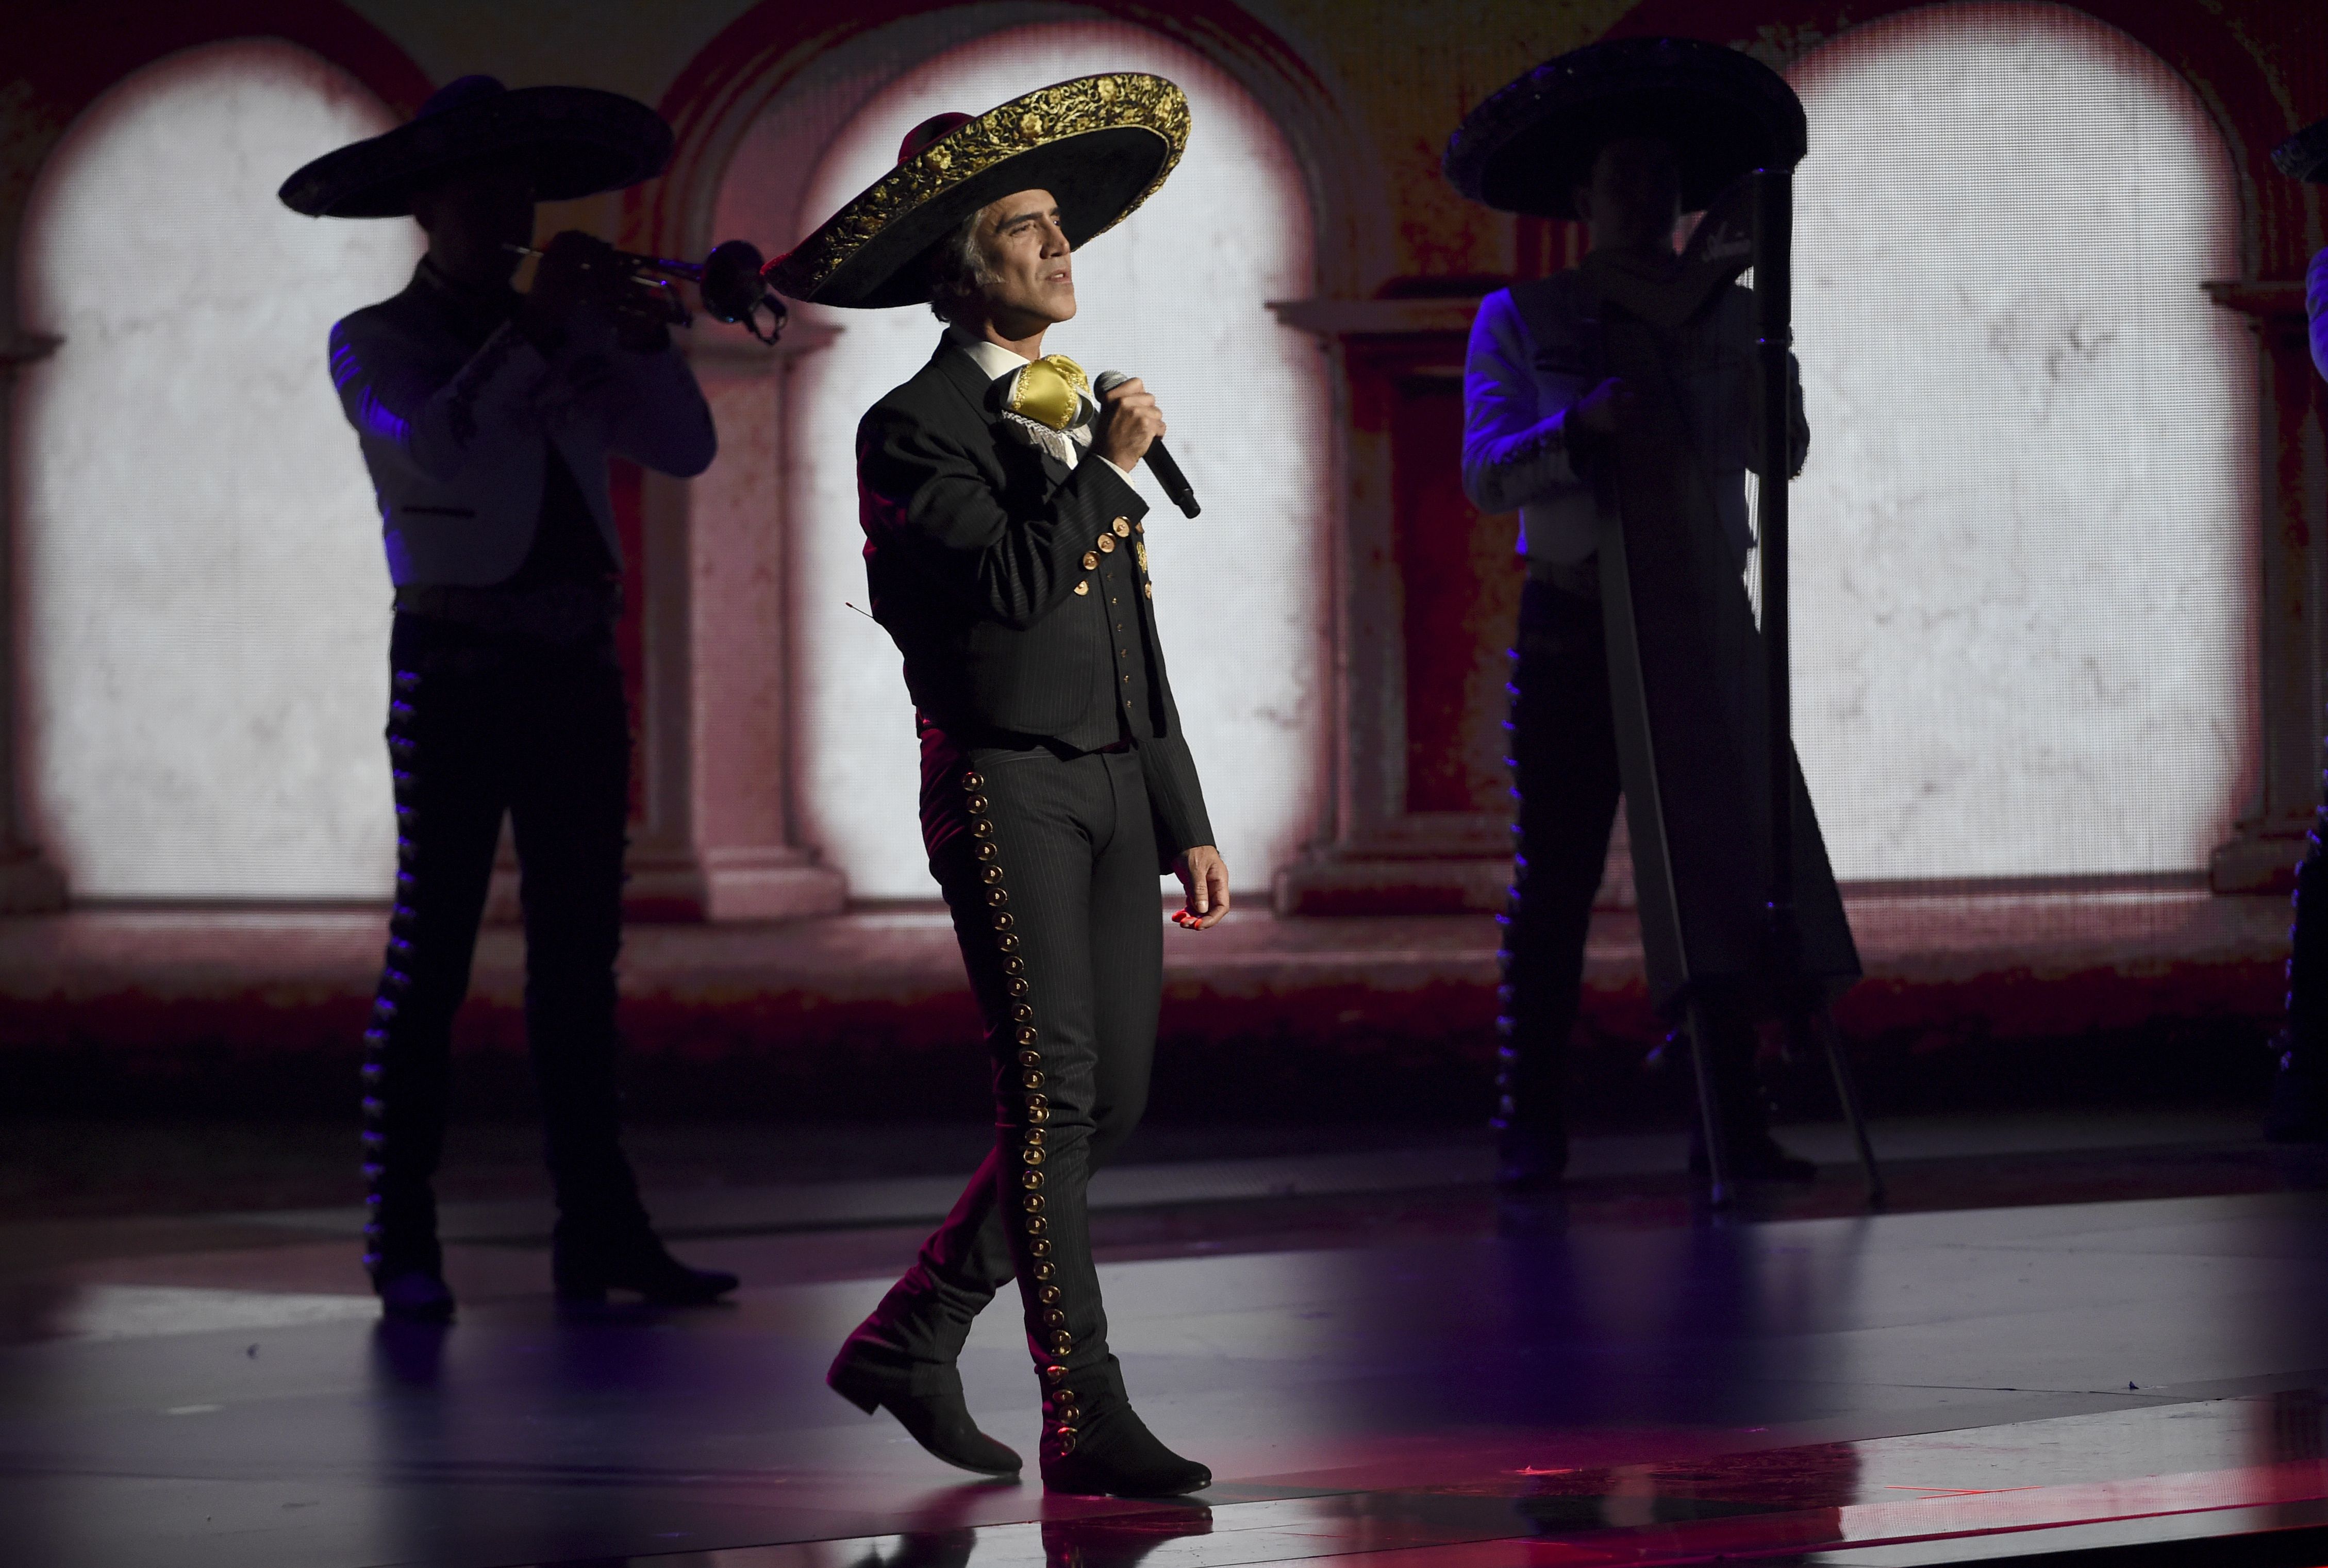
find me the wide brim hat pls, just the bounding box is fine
[278,76,672,219]
[2273,116,2328,183]
[1444,37,1806,220]
[766,73,1190,309]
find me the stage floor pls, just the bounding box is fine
[10,1142,2328,1567]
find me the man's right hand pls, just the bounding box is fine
[520,230,623,349]
[1096,375,1165,474]
[1572,375,1628,437]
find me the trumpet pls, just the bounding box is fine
[506,238,786,345]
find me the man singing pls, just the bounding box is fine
[767,74,1222,1498]
[280,77,737,1321]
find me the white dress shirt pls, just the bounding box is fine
[1460,268,1804,568]
[330,261,716,587]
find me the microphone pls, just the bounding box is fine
[1094,370,1201,518]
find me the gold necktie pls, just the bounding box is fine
[1003,354,1091,432]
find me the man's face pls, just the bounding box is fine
[409,156,537,285]
[973,189,1075,329]
[1574,137,1683,255]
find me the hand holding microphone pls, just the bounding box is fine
[1094,369,1201,518]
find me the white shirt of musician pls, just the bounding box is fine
[2308,243,2328,383]
[1459,275,1803,569]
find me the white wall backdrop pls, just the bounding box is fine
[784,21,1327,900]
[15,41,421,898]
[1785,2,2254,880]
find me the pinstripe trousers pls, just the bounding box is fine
[859,723,1163,1401]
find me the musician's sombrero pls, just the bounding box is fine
[2272,117,2328,184]
[1444,37,1806,220]
[765,73,1190,309]
[278,75,672,219]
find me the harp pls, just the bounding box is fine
[1586,170,1885,1206]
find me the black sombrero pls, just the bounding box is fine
[278,75,672,219]
[766,73,1189,309]
[1444,37,1806,220]
[2273,117,2328,184]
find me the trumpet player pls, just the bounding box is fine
[278,75,734,1321]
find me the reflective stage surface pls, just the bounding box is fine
[10,1178,2328,1566]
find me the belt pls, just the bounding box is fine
[956,728,1136,758]
[1525,554,1600,599]
[393,579,619,644]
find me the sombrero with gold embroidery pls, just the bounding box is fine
[764,73,1190,309]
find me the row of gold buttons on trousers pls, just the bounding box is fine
[959,765,1083,1459]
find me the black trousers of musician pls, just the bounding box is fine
[1498,574,1770,1164]
[2273,731,2328,1136]
[361,613,648,1281]
[849,726,1162,1446]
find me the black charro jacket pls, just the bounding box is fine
[856,337,1216,862]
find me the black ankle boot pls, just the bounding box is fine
[368,1227,453,1323]
[552,1225,738,1305]
[828,1336,1021,1476]
[1494,1119,1569,1191]
[375,1268,456,1323]
[1038,1377,1210,1497]
[2265,1037,2328,1143]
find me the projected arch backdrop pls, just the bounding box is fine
[14,40,423,898]
[1782,2,2254,881]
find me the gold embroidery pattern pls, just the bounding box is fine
[956,768,1079,1428]
[780,75,1190,299]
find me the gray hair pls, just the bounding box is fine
[925,208,1000,325]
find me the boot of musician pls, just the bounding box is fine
[363,964,456,1322]
[537,1023,736,1305]
[528,948,736,1306]
[1494,760,1581,1190]
[506,695,737,1308]
[1006,1113,1208,1498]
[1690,1002,1816,1182]
[1495,580,1623,1188]
[363,675,483,1324]
[1495,817,1607,1188]
[2268,785,2328,1141]
[828,1155,1023,1475]
[829,1098,1149,1476]
[1492,985,1570,1188]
